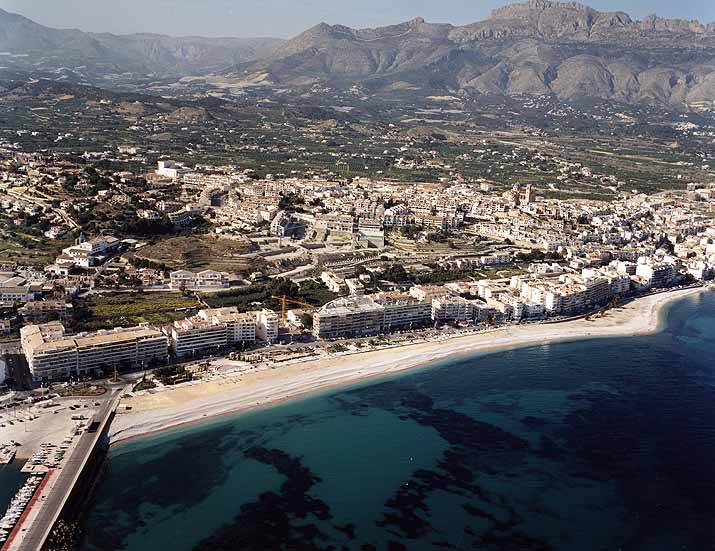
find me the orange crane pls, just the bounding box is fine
[271,295,315,327]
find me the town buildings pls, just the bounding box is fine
[255,309,280,344]
[21,323,168,382]
[199,307,257,344]
[169,318,228,359]
[432,295,478,323]
[56,236,121,269]
[6,149,715,383]
[371,292,432,331]
[169,270,230,290]
[164,308,279,359]
[313,296,386,339]
[18,301,73,323]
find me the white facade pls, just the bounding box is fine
[21,323,168,382]
[321,271,346,294]
[170,270,229,290]
[170,319,228,358]
[432,296,475,323]
[157,160,185,179]
[199,307,257,344]
[255,310,279,343]
[635,263,677,288]
[0,287,34,303]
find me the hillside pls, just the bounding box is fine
[229,1,715,110]
[0,8,283,81]
[0,2,714,110]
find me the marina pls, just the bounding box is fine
[21,444,67,475]
[0,475,45,546]
[19,423,87,475]
[0,447,18,466]
[4,388,124,551]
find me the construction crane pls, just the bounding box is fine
[271,295,315,327]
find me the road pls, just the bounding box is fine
[5,188,79,231]
[8,387,123,551]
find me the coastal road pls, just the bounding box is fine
[9,388,122,551]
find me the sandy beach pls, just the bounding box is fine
[108,287,706,445]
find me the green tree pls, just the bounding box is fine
[268,277,300,299]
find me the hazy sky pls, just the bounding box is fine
[1,0,713,38]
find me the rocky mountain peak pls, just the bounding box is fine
[639,14,714,34]
[485,0,633,37]
[491,1,598,19]
[1,3,714,111]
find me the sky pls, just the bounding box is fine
[1,0,713,38]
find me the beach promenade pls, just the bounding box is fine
[109,287,706,445]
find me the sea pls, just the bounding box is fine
[4,291,714,550]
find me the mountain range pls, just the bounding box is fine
[0,7,282,79]
[1,1,715,110]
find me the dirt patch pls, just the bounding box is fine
[135,235,260,272]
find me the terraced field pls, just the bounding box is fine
[134,235,260,272]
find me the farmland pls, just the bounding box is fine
[73,292,202,331]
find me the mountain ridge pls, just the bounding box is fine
[0,3,714,110]
[0,7,284,79]
[228,2,715,110]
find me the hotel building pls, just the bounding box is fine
[199,307,257,344]
[21,322,168,382]
[313,296,385,339]
[169,318,228,359]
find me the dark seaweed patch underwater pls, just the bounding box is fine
[80,292,715,551]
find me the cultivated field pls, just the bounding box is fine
[73,292,202,331]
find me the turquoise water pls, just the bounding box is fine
[82,292,715,550]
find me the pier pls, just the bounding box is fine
[3,387,125,551]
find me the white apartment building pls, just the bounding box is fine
[321,271,346,294]
[583,276,612,305]
[606,274,631,296]
[432,295,475,323]
[255,309,279,343]
[314,214,357,234]
[480,253,512,266]
[477,280,511,300]
[170,270,229,290]
[635,262,677,288]
[58,236,121,268]
[497,294,525,320]
[0,287,34,303]
[372,293,432,331]
[157,160,185,179]
[522,301,546,318]
[171,307,279,356]
[21,323,168,382]
[199,307,257,344]
[170,319,228,359]
[313,296,385,339]
[548,284,589,315]
[473,303,497,322]
[687,260,715,281]
[614,260,637,275]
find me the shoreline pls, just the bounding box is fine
[107,287,705,447]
